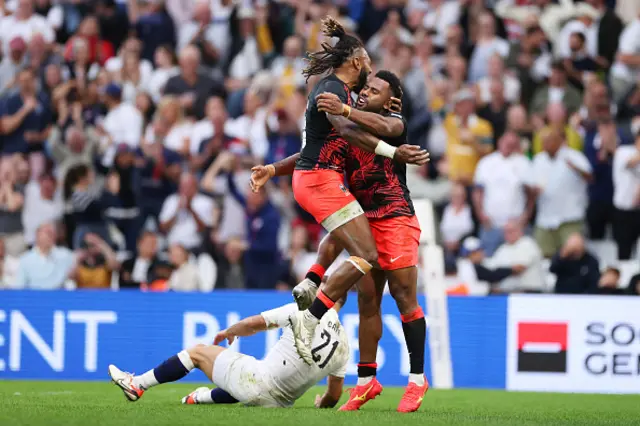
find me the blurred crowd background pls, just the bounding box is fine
[0,0,639,296]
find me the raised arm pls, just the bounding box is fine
[213,315,267,345]
[317,92,404,138]
[326,114,428,164]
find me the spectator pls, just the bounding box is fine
[97,82,144,166]
[505,104,533,155]
[595,267,626,295]
[219,237,247,289]
[609,11,640,101]
[64,36,101,83]
[22,171,63,247]
[532,102,583,155]
[12,222,75,290]
[25,33,63,84]
[159,172,214,250]
[102,145,140,252]
[476,54,521,105]
[443,88,493,185]
[63,15,115,67]
[551,233,600,294]
[144,96,193,156]
[457,236,525,291]
[115,46,152,104]
[0,68,52,156]
[95,0,130,52]
[148,45,179,103]
[0,0,55,54]
[587,0,624,71]
[167,243,209,292]
[477,78,511,141]
[489,219,545,293]
[74,232,119,289]
[440,183,474,259]
[226,163,281,289]
[128,0,176,63]
[135,117,182,223]
[269,35,306,102]
[0,36,28,95]
[627,273,640,295]
[555,3,600,60]
[611,130,640,260]
[421,0,460,49]
[104,37,154,80]
[225,88,269,161]
[0,156,26,256]
[473,131,535,256]
[562,32,600,90]
[164,45,225,119]
[468,13,509,83]
[64,163,115,249]
[0,238,19,288]
[495,0,575,42]
[178,0,229,71]
[190,96,231,171]
[48,125,99,183]
[584,118,621,241]
[530,61,582,118]
[533,128,593,258]
[119,231,160,289]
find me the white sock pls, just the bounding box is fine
[408,373,425,386]
[133,370,159,390]
[357,376,374,386]
[197,388,214,403]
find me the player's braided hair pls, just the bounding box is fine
[302,16,364,82]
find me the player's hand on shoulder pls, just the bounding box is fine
[395,144,430,165]
[214,329,235,345]
[388,97,402,113]
[316,92,344,116]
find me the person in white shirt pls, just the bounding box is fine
[0,238,19,288]
[440,183,474,257]
[555,3,600,59]
[224,89,270,161]
[108,294,348,408]
[611,132,640,260]
[477,55,521,104]
[489,219,545,293]
[0,0,55,55]
[98,83,144,167]
[468,13,510,83]
[532,128,593,257]
[167,243,209,292]
[147,45,180,104]
[22,172,63,246]
[610,14,640,102]
[473,131,535,256]
[422,0,461,48]
[159,173,214,250]
[178,0,230,71]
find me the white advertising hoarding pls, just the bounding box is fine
[507,295,640,394]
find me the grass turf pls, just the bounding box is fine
[1,381,638,426]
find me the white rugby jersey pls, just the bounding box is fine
[260,303,349,406]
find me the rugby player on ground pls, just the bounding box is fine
[276,16,428,369]
[108,292,349,408]
[251,72,427,412]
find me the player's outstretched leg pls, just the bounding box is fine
[388,267,429,412]
[292,215,377,364]
[109,344,225,402]
[339,271,385,411]
[182,387,238,405]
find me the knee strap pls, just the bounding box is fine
[347,256,373,275]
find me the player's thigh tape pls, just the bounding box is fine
[321,200,364,232]
[347,256,373,274]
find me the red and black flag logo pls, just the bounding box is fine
[517,322,568,373]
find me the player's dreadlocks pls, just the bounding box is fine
[302,16,364,82]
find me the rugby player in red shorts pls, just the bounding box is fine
[277,17,428,366]
[251,71,428,412]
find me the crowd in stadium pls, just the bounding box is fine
[0,0,638,294]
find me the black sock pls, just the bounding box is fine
[153,354,190,384]
[402,317,426,374]
[305,271,322,287]
[210,388,238,404]
[357,362,377,378]
[308,291,334,320]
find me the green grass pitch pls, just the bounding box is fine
[1,381,639,426]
